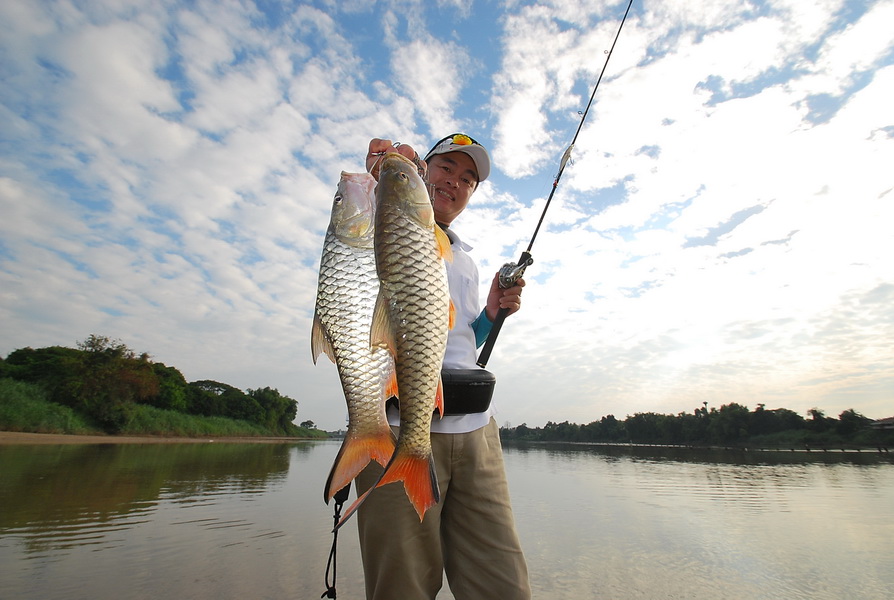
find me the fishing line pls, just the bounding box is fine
[320,483,351,599]
[477,0,636,367]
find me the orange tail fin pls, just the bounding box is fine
[334,447,440,530]
[324,428,397,503]
[376,450,440,521]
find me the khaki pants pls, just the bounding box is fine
[356,418,531,600]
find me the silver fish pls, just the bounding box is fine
[312,171,397,503]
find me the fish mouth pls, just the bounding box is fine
[382,152,417,168]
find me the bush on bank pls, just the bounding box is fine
[0,335,325,439]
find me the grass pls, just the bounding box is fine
[0,378,327,439]
[123,404,276,437]
[0,378,98,434]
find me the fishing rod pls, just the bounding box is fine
[477,0,636,368]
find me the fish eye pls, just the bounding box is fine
[334,193,343,204]
[398,172,409,181]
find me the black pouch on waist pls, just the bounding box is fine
[440,368,496,415]
[386,369,496,416]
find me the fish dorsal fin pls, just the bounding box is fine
[370,287,397,356]
[434,226,453,263]
[311,312,336,364]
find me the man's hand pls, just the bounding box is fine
[366,138,426,180]
[485,274,525,322]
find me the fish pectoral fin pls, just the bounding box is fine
[370,288,397,356]
[435,376,445,418]
[385,368,399,400]
[311,312,336,364]
[434,226,453,262]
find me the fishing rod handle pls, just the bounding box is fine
[476,307,509,368]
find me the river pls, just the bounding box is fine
[1,439,892,599]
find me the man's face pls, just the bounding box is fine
[426,152,478,226]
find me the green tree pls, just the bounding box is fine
[807,407,835,433]
[3,345,83,400]
[5,337,159,432]
[679,409,707,443]
[72,335,158,432]
[600,415,626,442]
[706,403,750,444]
[248,387,299,434]
[626,412,663,443]
[147,363,189,412]
[190,380,263,423]
[837,409,871,436]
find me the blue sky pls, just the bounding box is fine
[1,0,892,431]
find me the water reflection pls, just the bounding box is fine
[1,444,295,551]
[1,440,892,600]
[507,440,894,466]
[503,442,894,600]
[0,441,344,600]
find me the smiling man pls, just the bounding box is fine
[425,134,488,226]
[357,134,531,600]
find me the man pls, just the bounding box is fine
[356,134,531,600]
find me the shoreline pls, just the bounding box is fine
[0,431,322,445]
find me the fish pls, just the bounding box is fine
[335,152,454,528]
[312,171,398,504]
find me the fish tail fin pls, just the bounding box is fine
[333,447,440,530]
[324,428,397,503]
[377,449,440,521]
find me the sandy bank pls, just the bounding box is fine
[0,431,317,445]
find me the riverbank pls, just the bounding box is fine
[0,431,321,445]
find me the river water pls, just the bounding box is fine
[1,439,892,599]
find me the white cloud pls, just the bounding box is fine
[1,0,891,432]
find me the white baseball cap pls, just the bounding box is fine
[423,133,491,182]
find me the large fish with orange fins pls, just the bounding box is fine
[312,171,397,504]
[336,152,454,528]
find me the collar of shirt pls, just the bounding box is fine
[442,226,473,252]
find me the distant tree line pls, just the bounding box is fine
[0,335,301,435]
[501,403,892,448]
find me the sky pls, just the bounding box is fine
[1,0,892,431]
